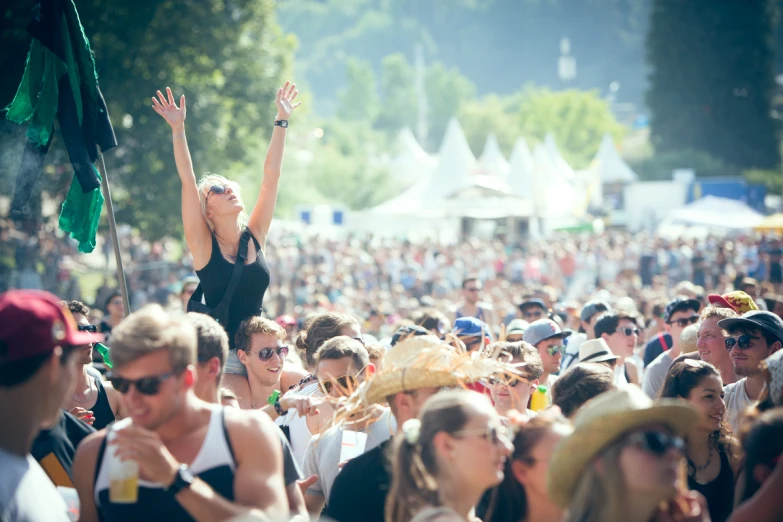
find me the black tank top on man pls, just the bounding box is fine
[196,231,270,348]
[687,449,734,522]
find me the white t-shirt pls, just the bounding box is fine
[642,350,675,398]
[723,378,753,434]
[0,449,70,521]
[302,408,396,502]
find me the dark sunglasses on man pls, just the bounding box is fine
[107,371,180,395]
[319,375,357,395]
[724,334,758,351]
[252,345,289,361]
[77,324,98,333]
[668,316,699,328]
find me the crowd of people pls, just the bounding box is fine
[2,82,783,522]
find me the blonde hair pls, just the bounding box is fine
[565,443,629,522]
[109,304,197,370]
[235,316,286,352]
[196,173,247,232]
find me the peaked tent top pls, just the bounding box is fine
[591,134,638,183]
[425,118,476,199]
[508,137,534,196]
[479,134,510,177]
[544,133,576,181]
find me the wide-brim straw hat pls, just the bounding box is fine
[547,385,699,508]
[333,335,516,420]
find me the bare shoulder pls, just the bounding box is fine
[223,405,280,446]
[281,366,309,389]
[74,429,109,474]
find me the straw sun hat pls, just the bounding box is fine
[547,385,699,508]
[332,335,517,421]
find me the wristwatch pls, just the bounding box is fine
[274,119,289,128]
[165,464,196,495]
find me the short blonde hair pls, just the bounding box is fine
[197,173,247,232]
[235,316,286,352]
[110,304,197,369]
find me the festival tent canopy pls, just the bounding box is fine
[591,134,638,184]
[663,195,765,229]
[754,213,783,232]
[507,137,535,197]
[390,127,437,186]
[544,133,576,181]
[531,143,581,219]
[478,134,510,178]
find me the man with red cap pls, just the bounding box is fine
[0,290,94,520]
[708,291,759,315]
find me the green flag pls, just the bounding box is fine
[6,0,117,253]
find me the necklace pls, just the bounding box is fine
[693,445,714,472]
[70,376,95,404]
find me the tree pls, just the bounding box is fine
[337,58,379,122]
[375,53,417,134]
[2,0,294,241]
[425,62,476,150]
[646,0,779,171]
[458,95,520,156]
[515,88,624,168]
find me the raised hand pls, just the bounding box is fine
[275,81,302,120]
[151,87,186,129]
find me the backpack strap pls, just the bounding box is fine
[658,332,670,352]
[212,229,251,326]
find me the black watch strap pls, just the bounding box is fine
[274,119,289,128]
[166,465,196,495]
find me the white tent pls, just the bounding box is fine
[391,127,437,186]
[661,195,764,230]
[508,137,534,197]
[532,143,581,219]
[592,134,637,184]
[478,134,510,178]
[544,133,576,181]
[368,118,475,215]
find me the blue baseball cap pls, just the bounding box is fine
[453,317,491,339]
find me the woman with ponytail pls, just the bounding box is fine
[386,389,513,522]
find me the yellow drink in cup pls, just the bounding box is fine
[529,385,549,412]
[108,418,138,503]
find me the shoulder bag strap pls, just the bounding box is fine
[658,332,670,351]
[212,229,251,326]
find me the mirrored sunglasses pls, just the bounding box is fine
[256,345,289,361]
[319,374,357,395]
[78,324,98,333]
[546,345,565,356]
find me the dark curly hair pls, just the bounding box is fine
[660,359,736,478]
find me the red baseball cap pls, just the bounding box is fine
[0,290,95,365]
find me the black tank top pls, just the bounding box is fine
[195,231,270,348]
[91,378,116,431]
[687,449,734,522]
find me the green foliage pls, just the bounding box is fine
[337,58,379,122]
[744,168,782,195]
[2,0,294,242]
[628,149,735,181]
[646,0,779,171]
[516,88,625,169]
[375,53,417,134]
[458,95,520,156]
[425,62,476,150]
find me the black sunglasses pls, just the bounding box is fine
[668,316,699,327]
[107,371,178,395]
[626,431,685,456]
[488,375,530,388]
[254,345,289,361]
[725,334,758,351]
[319,374,357,395]
[78,324,98,333]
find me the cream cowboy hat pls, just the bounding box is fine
[547,385,699,508]
[578,338,619,364]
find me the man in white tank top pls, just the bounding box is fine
[72,305,289,522]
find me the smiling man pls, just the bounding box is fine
[642,297,700,398]
[523,319,572,398]
[71,305,288,522]
[695,305,738,385]
[593,312,642,386]
[718,311,783,433]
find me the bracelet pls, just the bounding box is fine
[273,399,288,417]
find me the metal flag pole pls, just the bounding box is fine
[97,151,131,315]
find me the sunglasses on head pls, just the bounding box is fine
[617,327,640,336]
[78,324,98,333]
[625,431,685,457]
[669,316,699,328]
[253,345,289,361]
[107,371,179,395]
[319,374,358,395]
[725,334,758,351]
[546,344,565,356]
[454,423,510,446]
